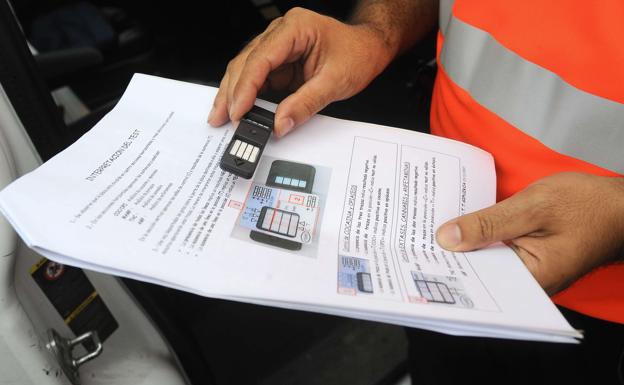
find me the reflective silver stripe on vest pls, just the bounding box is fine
[439,15,624,174]
[439,0,455,36]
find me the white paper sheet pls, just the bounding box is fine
[0,74,581,342]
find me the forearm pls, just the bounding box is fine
[350,0,438,59]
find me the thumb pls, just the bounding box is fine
[436,190,540,252]
[273,73,338,136]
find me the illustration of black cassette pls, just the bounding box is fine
[410,272,474,309]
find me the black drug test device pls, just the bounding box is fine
[220,105,274,179]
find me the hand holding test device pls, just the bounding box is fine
[220,105,274,179]
[220,106,318,251]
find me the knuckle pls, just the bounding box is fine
[243,51,272,81]
[296,92,323,117]
[245,45,263,63]
[299,96,318,116]
[284,6,306,19]
[225,58,239,72]
[283,7,321,26]
[268,16,283,28]
[256,29,273,45]
[476,214,496,241]
[244,33,265,52]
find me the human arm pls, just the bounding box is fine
[207,1,438,136]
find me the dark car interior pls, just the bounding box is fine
[2,0,437,384]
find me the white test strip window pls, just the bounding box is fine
[258,207,299,237]
[229,139,260,163]
[274,176,307,189]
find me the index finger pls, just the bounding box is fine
[208,71,230,126]
[207,20,280,126]
[230,23,307,121]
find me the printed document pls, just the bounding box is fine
[0,74,581,342]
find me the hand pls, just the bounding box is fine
[435,172,624,294]
[207,7,396,136]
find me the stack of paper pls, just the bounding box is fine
[0,74,581,343]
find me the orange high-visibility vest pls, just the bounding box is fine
[432,0,624,323]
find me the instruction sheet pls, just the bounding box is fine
[0,74,581,342]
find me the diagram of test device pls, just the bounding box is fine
[236,159,323,252]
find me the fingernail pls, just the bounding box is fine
[278,117,294,136]
[437,223,462,250]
